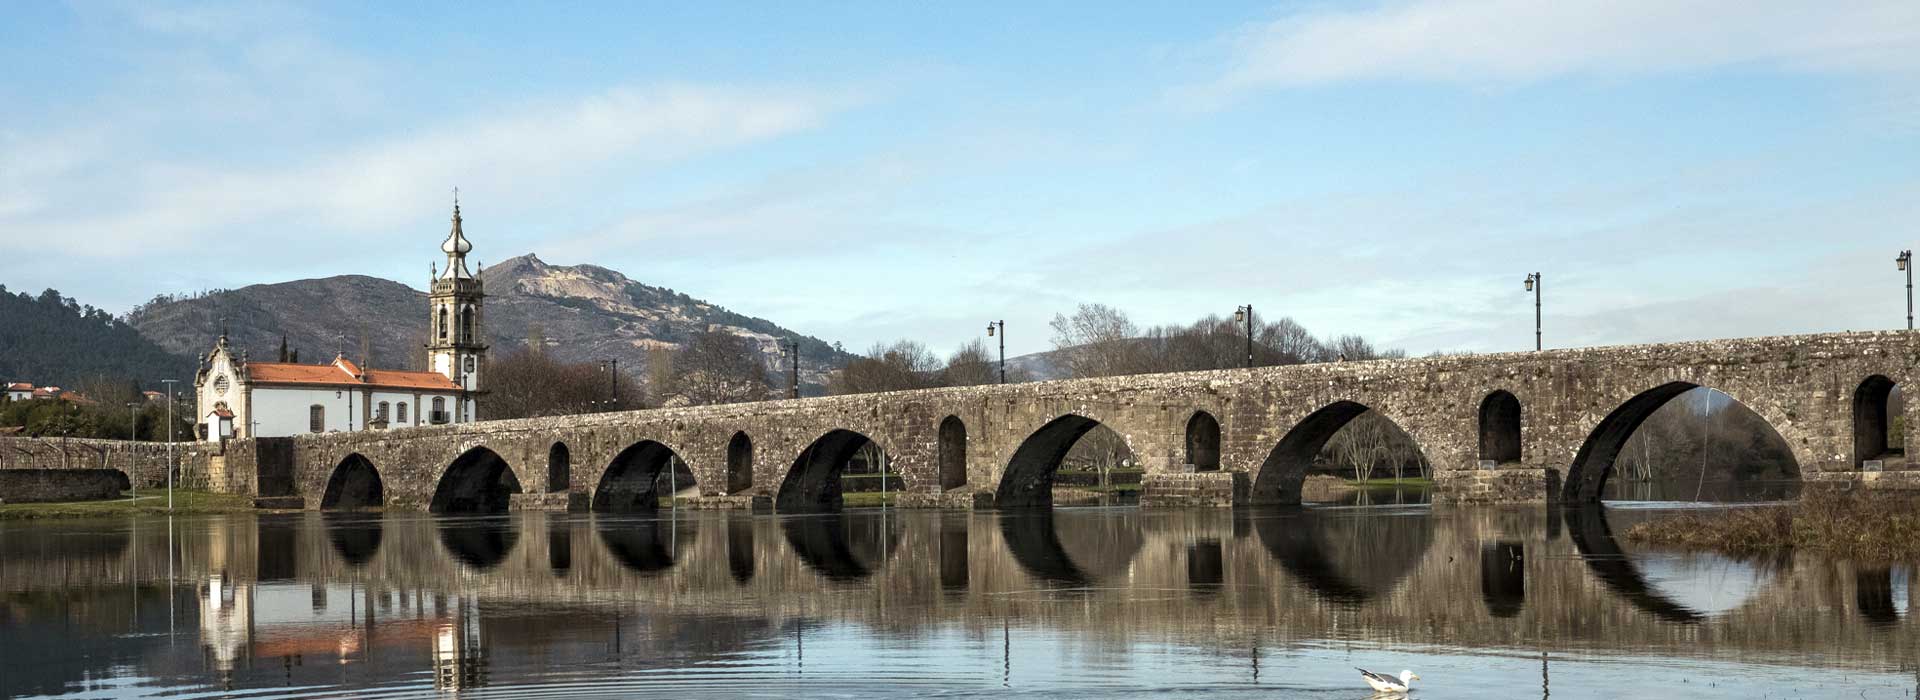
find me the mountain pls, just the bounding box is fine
[0,286,194,388]
[126,254,853,394]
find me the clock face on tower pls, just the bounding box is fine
[213,375,230,396]
[464,356,475,373]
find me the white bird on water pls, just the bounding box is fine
[1356,668,1420,694]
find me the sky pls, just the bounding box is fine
[3,0,1918,358]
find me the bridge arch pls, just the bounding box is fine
[939,416,968,490]
[1564,382,1800,503]
[998,413,1133,509]
[595,440,693,512]
[726,432,753,494]
[1185,411,1221,472]
[320,453,383,510]
[546,442,571,493]
[429,447,523,513]
[777,429,882,513]
[1251,401,1426,504]
[1478,390,1522,465]
[1853,375,1904,468]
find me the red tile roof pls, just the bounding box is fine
[210,407,234,418]
[4,382,29,391]
[246,358,460,392]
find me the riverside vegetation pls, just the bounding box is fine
[1624,487,1920,560]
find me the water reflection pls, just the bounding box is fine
[1563,506,1705,623]
[2,505,1917,699]
[999,509,1143,587]
[1481,541,1525,618]
[438,516,521,570]
[782,513,900,581]
[322,512,384,566]
[597,515,695,575]
[1252,506,1431,605]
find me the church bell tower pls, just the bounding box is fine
[428,196,486,421]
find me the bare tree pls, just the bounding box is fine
[484,347,645,419]
[1050,303,1142,378]
[830,340,941,395]
[669,329,774,406]
[940,338,997,387]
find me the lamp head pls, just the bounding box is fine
[1234,308,1246,324]
[986,323,995,337]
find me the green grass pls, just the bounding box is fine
[0,489,256,520]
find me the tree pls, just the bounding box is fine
[831,340,941,395]
[940,338,997,387]
[668,329,773,406]
[483,347,645,419]
[1050,303,1143,378]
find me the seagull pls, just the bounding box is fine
[1357,668,1420,694]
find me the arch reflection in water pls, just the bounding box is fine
[322,512,385,566]
[727,518,755,584]
[1252,506,1431,606]
[1563,506,1704,623]
[782,513,901,582]
[547,513,572,575]
[436,516,522,570]
[597,515,696,575]
[1855,566,1911,627]
[257,514,301,581]
[999,510,1144,588]
[1480,541,1525,618]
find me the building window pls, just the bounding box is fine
[309,405,325,433]
[432,397,447,424]
[396,403,408,423]
[377,402,390,423]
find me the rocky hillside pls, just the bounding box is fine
[127,254,852,393]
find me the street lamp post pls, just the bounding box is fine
[127,402,140,503]
[986,321,1006,384]
[782,339,801,399]
[1899,251,1913,330]
[1524,273,1542,351]
[598,359,619,410]
[160,379,178,510]
[1234,305,1254,369]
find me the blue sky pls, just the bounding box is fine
[3,1,1918,358]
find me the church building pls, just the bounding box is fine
[194,201,488,440]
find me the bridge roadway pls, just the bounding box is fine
[3,507,1915,674]
[193,330,1920,511]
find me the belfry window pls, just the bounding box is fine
[438,306,448,340]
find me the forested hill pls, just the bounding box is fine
[0,287,194,388]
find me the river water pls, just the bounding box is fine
[3,502,1916,699]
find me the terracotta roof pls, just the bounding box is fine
[210,407,234,418]
[4,382,29,391]
[246,360,460,392]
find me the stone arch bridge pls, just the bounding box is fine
[191,330,1920,512]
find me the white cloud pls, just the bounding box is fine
[0,84,846,258]
[1184,0,1920,103]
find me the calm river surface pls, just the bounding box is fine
[4,502,1918,699]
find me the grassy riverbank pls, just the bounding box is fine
[0,489,256,520]
[1624,488,1920,560]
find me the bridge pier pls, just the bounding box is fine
[1139,472,1247,508]
[1433,468,1560,505]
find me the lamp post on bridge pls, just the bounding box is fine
[597,359,619,411]
[1233,305,1254,369]
[160,379,178,511]
[781,339,800,399]
[1524,273,1542,351]
[1898,251,1913,330]
[986,320,1006,384]
[127,402,141,503]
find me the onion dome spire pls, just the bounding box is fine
[440,189,473,279]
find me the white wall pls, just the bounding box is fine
[251,386,356,437]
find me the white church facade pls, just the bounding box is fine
[194,201,488,440]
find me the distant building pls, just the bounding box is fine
[3,383,91,404]
[3,383,30,402]
[192,201,486,440]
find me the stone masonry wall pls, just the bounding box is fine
[64,329,1920,510]
[0,436,212,491]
